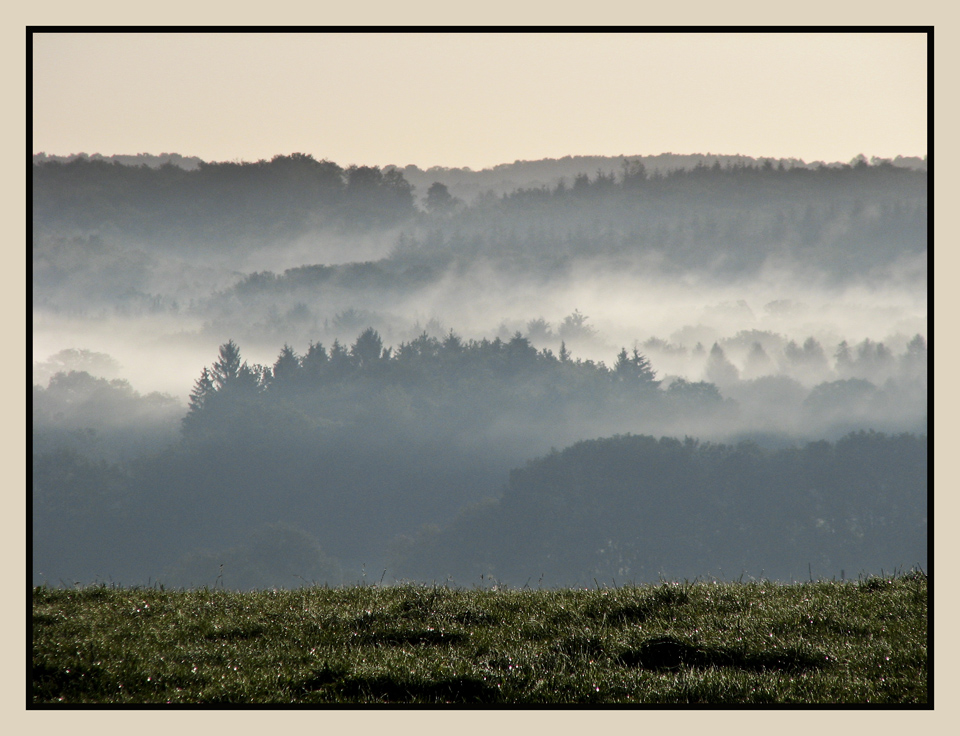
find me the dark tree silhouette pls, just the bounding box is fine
[351,328,386,369]
[211,340,243,390]
[614,347,659,386]
[425,181,459,214]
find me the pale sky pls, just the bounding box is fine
[32,32,927,170]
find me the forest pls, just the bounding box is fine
[31,152,927,590]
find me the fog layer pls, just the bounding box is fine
[32,153,927,588]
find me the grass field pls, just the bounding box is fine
[32,572,928,705]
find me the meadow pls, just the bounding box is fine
[32,571,928,705]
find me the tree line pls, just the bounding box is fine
[392,431,927,587]
[33,153,417,240]
[33,153,926,271]
[33,329,926,589]
[180,330,699,445]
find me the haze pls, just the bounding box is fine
[31,31,928,590]
[32,32,927,169]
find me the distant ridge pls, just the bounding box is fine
[33,150,927,202]
[391,152,927,203]
[32,151,204,170]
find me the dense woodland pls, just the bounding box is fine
[32,152,927,589]
[395,431,927,586]
[34,153,925,266]
[33,330,927,589]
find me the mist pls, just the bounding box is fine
[33,251,926,445]
[31,152,927,589]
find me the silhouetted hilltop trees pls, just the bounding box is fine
[31,150,927,590]
[32,326,926,589]
[391,431,927,587]
[33,151,204,170]
[34,153,925,277]
[32,152,926,330]
[396,158,926,277]
[33,153,417,241]
[33,150,927,199]
[180,330,673,450]
[32,331,713,586]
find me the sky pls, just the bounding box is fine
[31,31,928,170]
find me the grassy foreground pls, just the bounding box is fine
[32,573,928,705]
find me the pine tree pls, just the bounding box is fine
[186,367,214,416]
[351,328,385,369]
[614,347,658,385]
[631,348,658,384]
[302,341,328,384]
[328,339,353,378]
[211,340,242,390]
[272,344,301,387]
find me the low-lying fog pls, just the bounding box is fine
[33,246,926,400]
[33,248,926,460]
[31,155,927,588]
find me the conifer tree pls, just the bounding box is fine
[186,367,214,416]
[211,340,243,390]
